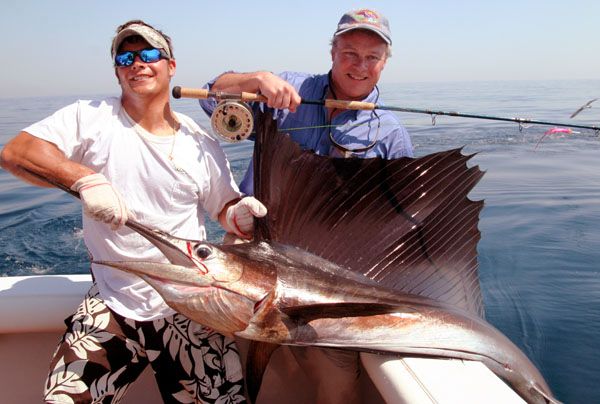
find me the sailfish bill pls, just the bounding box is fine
[97,111,558,404]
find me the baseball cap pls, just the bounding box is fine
[111,23,172,60]
[334,9,392,45]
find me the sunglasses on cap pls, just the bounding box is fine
[114,48,169,67]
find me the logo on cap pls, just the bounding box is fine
[351,9,380,24]
[335,9,392,45]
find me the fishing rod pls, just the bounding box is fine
[172,86,600,142]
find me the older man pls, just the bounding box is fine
[200,9,412,404]
[201,8,413,195]
[1,20,266,403]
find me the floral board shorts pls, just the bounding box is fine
[44,284,246,403]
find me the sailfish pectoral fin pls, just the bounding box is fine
[281,302,411,324]
[245,340,280,404]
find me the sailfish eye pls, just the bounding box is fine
[194,245,212,260]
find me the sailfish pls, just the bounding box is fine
[97,111,558,403]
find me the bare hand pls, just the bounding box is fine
[256,72,302,113]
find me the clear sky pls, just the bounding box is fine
[2,0,598,98]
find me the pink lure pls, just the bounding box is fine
[544,127,574,135]
[535,127,580,150]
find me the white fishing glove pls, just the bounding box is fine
[225,196,267,238]
[70,173,129,230]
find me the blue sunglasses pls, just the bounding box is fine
[114,48,168,67]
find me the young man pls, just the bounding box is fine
[0,20,265,403]
[199,9,413,404]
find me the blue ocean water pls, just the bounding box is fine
[1,80,599,402]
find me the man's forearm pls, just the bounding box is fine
[0,131,94,188]
[211,71,269,93]
[211,71,301,112]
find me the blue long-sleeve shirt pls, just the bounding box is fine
[200,71,413,195]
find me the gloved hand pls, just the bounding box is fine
[70,173,129,230]
[225,196,267,238]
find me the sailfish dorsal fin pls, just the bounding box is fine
[253,112,485,317]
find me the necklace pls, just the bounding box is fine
[162,123,185,173]
[166,122,179,161]
[121,108,184,172]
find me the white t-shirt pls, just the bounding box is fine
[23,97,242,320]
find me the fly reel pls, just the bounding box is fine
[210,101,254,142]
